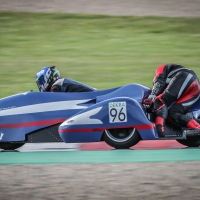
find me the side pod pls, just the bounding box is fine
[58,97,156,143]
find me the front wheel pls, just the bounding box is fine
[177,136,200,147]
[0,143,25,150]
[103,128,141,149]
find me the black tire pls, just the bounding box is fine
[0,143,25,150]
[177,136,200,147]
[103,128,141,149]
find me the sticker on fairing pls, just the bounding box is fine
[0,132,4,141]
[109,102,127,123]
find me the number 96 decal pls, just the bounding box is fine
[109,102,127,123]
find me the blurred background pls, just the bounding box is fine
[0,0,200,98]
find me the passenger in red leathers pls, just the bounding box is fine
[143,64,200,137]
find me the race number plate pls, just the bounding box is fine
[109,102,127,123]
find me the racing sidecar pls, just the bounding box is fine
[0,83,200,150]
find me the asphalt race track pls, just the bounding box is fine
[0,140,187,152]
[0,140,187,153]
[1,140,200,200]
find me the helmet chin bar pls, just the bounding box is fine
[46,81,55,91]
[37,80,49,92]
[39,85,47,92]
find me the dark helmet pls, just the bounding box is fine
[36,66,60,92]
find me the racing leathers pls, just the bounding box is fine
[50,78,96,92]
[143,64,200,137]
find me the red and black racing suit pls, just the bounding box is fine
[151,64,200,136]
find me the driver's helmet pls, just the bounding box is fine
[36,66,60,92]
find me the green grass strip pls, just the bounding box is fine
[0,13,200,97]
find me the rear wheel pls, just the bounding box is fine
[177,136,200,147]
[103,128,141,149]
[0,143,25,150]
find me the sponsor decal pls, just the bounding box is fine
[0,132,4,141]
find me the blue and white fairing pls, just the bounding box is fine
[59,84,156,143]
[0,83,154,143]
[0,88,118,142]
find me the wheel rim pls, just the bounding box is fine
[105,128,136,142]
